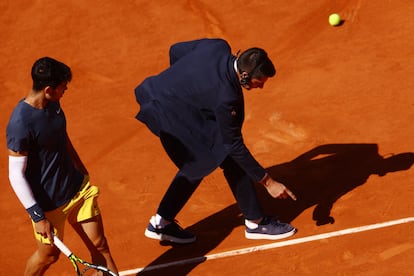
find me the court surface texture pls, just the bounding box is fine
[1,0,414,275]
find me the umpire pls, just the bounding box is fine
[134,38,297,244]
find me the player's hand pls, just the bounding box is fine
[263,178,297,201]
[34,219,54,246]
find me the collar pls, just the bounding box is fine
[233,59,239,73]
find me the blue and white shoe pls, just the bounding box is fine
[245,217,296,240]
[144,216,196,244]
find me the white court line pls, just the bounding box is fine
[119,217,414,275]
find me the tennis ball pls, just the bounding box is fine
[329,13,342,26]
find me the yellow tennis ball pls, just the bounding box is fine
[329,13,341,26]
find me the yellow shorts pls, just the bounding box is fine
[32,176,101,244]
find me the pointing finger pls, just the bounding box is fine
[286,189,297,201]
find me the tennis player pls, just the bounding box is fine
[6,57,118,275]
[134,38,297,244]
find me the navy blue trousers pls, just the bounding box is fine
[157,156,264,221]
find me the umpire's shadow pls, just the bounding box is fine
[137,143,414,275]
[259,143,414,225]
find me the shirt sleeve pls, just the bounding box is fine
[216,101,267,182]
[6,116,31,153]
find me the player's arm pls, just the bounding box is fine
[66,133,88,176]
[8,150,54,243]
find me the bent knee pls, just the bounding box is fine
[37,250,60,266]
[90,235,110,254]
[48,253,60,264]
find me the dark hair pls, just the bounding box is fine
[237,48,276,79]
[31,57,72,91]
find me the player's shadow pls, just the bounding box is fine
[258,143,414,225]
[137,143,414,275]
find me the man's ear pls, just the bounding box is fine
[44,86,53,98]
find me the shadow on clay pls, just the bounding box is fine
[137,143,414,275]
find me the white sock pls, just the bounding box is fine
[155,214,171,227]
[245,219,259,229]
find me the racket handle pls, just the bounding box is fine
[53,235,73,257]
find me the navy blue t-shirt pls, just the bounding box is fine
[6,100,83,211]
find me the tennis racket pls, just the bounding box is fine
[53,235,117,276]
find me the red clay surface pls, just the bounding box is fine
[1,0,414,275]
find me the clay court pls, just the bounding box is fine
[1,0,414,275]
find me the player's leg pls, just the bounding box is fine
[24,240,60,276]
[65,178,118,274]
[70,215,118,274]
[24,206,66,275]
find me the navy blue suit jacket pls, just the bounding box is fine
[135,38,266,182]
